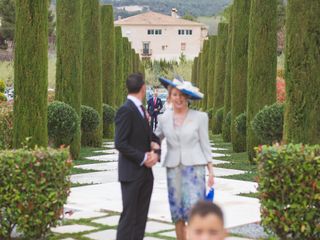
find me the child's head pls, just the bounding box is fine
[187,201,226,240]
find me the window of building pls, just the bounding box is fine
[181,42,186,51]
[147,29,162,35]
[178,29,193,35]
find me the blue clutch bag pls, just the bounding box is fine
[205,187,215,202]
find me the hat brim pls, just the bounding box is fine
[158,77,203,100]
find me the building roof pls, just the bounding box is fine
[114,11,205,27]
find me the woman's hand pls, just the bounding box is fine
[207,172,215,187]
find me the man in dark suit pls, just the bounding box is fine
[115,73,160,240]
[147,89,163,130]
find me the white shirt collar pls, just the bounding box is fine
[127,95,143,108]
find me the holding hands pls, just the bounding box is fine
[144,141,161,168]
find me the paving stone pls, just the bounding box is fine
[226,237,253,240]
[86,154,118,162]
[51,224,97,234]
[70,170,117,184]
[211,147,228,151]
[94,149,118,154]
[84,229,117,240]
[145,221,174,233]
[64,210,107,220]
[61,238,76,240]
[75,162,118,171]
[211,159,229,164]
[144,237,163,240]
[92,215,120,226]
[159,230,176,238]
[212,152,229,158]
[207,168,245,177]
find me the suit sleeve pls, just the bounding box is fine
[158,99,163,110]
[115,106,145,165]
[198,112,212,163]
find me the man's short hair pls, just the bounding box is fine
[189,201,224,224]
[126,72,145,93]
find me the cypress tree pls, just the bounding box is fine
[222,9,234,142]
[207,36,217,111]
[192,57,198,86]
[247,0,277,159]
[101,5,115,139]
[14,0,48,148]
[213,23,228,134]
[231,0,251,152]
[114,26,123,107]
[56,0,82,158]
[127,41,133,75]
[122,37,129,100]
[283,0,320,144]
[196,52,202,109]
[200,40,209,110]
[135,53,140,73]
[81,0,103,147]
[131,48,136,72]
[101,5,115,107]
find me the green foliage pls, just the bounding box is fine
[0,147,72,239]
[246,0,277,160]
[252,103,284,144]
[0,102,13,149]
[101,5,115,107]
[222,110,231,142]
[0,92,6,102]
[56,0,82,159]
[230,0,250,152]
[206,36,217,110]
[213,107,224,134]
[114,26,124,107]
[81,105,100,133]
[81,0,103,147]
[200,40,209,110]
[0,79,5,92]
[283,0,320,144]
[48,101,79,148]
[14,0,48,148]
[235,112,246,137]
[103,104,116,138]
[222,12,232,142]
[207,108,214,120]
[255,144,320,239]
[213,23,228,114]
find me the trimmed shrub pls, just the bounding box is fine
[0,79,5,92]
[103,104,115,138]
[115,26,124,107]
[222,111,232,142]
[252,103,284,144]
[14,0,48,149]
[81,105,100,133]
[207,36,217,110]
[0,147,72,239]
[255,144,320,239]
[0,102,13,149]
[200,40,209,110]
[56,0,82,159]
[48,101,79,148]
[235,112,246,137]
[213,107,224,134]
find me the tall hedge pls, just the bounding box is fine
[246,0,277,159]
[56,0,82,159]
[230,0,251,152]
[114,26,124,107]
[200,40,209,110]
[13,0,48,148]
[222,9,233,142]
[131,48,136,72]
[81,0,103,147]
[207,36,217,111]
[283,0,320,144]
[192,57,198,86]
[101,5,115,108]
[127,41,133,76]
[212,23,228,134]
[135,53,140,73]
[196,52,202,109]
[122,37,130,101]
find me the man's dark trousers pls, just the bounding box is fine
[115,99,159,240]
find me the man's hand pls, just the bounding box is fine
[144,151,159,168]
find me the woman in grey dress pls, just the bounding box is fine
[154,77,214,240]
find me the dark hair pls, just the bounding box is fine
[189,201,224,224]
[126,72,145,93]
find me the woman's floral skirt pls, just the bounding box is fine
[166,164,206,223]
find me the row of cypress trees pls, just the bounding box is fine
[191,0,320,159]
[13,1,143,158]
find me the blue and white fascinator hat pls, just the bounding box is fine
[159,77,204,100]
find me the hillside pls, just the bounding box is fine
[51,0,232,17]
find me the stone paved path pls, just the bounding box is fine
[51,140,260,239]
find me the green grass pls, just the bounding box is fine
[238,192,259,198]
[211,134,258,181]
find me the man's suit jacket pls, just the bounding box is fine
[115,99,160,182]
[147,97,163,116]
[155,109,212,168]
